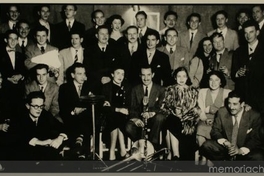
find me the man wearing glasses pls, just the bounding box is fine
[19,91,67,160]
[0,5,20,34]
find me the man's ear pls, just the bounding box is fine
[152,73,155,78]
[26,103,30,110]
[225,18,228,23]
[71,73,75,79]
[80,38,84,43]
[95,34,98,39]
[156,39,160,45]
[4,38,7,44]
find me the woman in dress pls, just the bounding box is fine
[189,37,215,88]
[101,66,131,160]
[196,70,231,163]
[161,67,203,160]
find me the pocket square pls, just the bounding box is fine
[180,57,185,61]
[246,128,252,134]
[156,97,159,101]
[157,65,161,68]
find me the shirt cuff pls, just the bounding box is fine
[29,137,38,146]
[59,133,68,141]
[217,138,227,145]
[240,147,250,155]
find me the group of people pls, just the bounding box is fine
[0,4,264,166]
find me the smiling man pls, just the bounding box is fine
[200,91,264,162]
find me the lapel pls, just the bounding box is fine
[184,31,191,49]
[4,50,14,70]
[237,110,249,147]
[69,81,79,99]
[223,111,233,142]
[149,84,158,106]
[137,85,145,104]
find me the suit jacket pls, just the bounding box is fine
[24,43,58,70]
[158,45,191,71]
[210,49,234,90]
[207,28,239,51]
[231,42,264,113]
[57,47,87,85]
[211,107,262,150]
[131,49,172,86]
[54,20,85,50]
[25,80,59,117]
[258,25,264,44]
[84,26,97,48]
[178,29,206,58]
[0,22,11,34]
[189,56,204,87]
[15,38,34,54]
[130,83,165,119]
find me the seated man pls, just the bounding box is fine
[200,91,264,163]
[19,91,67,160]
[59,63,93,159]
[25,64,60,121]
[126,66,166,151]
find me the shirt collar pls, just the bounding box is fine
[39,82,47,91]
[8,20,16,29]
[73,80,82,90]
[18,37,28,46]
[165,44,176,53]
[66,19,75,26]
[139,26,147,35]
[37,43,47,50]
[143,82,153,97]
[216,48,225,55]
[29,114,39,124]
[248,39,259,53]
[98,43,108,50]
[217,27,227,37]
[128,42,138,50]
[232,108,244,127]
[189,29,198,37]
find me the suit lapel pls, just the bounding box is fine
[223,112,233,142]
[149,84,157,107]
[237,110,249,147]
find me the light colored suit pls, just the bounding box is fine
[25,80,60,118]
[189,56,204,87]
[207,28,239,52]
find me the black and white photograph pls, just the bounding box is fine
[0,2,264,174]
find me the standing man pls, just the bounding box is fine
[0,5,20,34]
[126,66,166,151]
[178,13,205,58]
[252,5,264,43]
[200,91,264,162]
[236,8,251,46]
[131,30,172,86]
[207,10,239,51]
[25,64,60,121]
[55,4,85,50]
[231,20,264,118]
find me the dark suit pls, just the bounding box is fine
[258,25,264,44]
[54,20,85,50]
[84,26,97,48]
[19,108,66,160]
[130,49,172,86]
[16,38,34,56]
[231,42,264,115]
[200,107,263,161]
[126,83,166,146]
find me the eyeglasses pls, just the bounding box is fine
[30,104,45,110]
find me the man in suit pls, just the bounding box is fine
[84,25,120,92]
[178,13,206,58]
[210,32,234,90]
[231,20,264,118]
[0,30,26,116]
[24,25,59,83]
[25,64,60,121]
[59,63,93,159]
[30,5,56,46]
[84,9,105,48]
[207,10,239,52]
[159,10,178,46]
[236,8,251,46]
[126,66,166,150]
[252,5,264,43]
[19,91,67,160]
[54,4,85,50]
[58,30,86,86]
[0,5,20,34]
[131,30,172,86]
[16,19,34,55]
[200,91,264,162]
[158,28,191,73]
[135,11,158,48]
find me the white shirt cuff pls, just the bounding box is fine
[217,138,227,145]
[29,137,38,146]
[59,133,68,141]
[240,147,250,155]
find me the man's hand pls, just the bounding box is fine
[244,104,252,112]
[101,77,111,84]
[7,77,18,84]
[73,107,86,115]
[12,74,23,81]
[131,118,144,127]
[219,66,229,76]
[228,145,242,156]
[116,108,129,115]
[236,67,247,77]
[0,123,9,132]
[141,112,150,119]
[50,136,64,149]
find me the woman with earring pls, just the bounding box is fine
[161,67,204,161]
[196,70,231,164]
[101,66,131,160]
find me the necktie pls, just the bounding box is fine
[40,85,44,92]
[68,21,71,31]
[231,116,239,146]
[139,29,143,43]
[102,47,105,52]
[170,48,173,54]
[40,46,45,54]
[216,53,222,69]
[190,32,194,48]
[21,40,25,53]
[145,86,148,96]
[12,23,16,30]
[130,45,134,55]
[77,85,82,97]
[74,50,78,63]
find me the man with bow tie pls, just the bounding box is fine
[200,91,264,163]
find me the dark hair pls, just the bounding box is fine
[210,32,224,41]
[187,13,201,23]
[34,25,49,36]
[164,27,178,37]
[207,70,226,88]
[26,91,45,104]
[38,4,50,12]
[91,9,104,21]
[140,65,153,75]
[252,5,264,12]
[145,30,160,41]
[96,25,109,34]
[194,36,215,58]
[164,10,178,20]
[70,29,84,38]
[34,64,49,73]
[7,4,20,13]
[228,90,245,103]
[135,11,147,19]
[236,8,251,20]
[62,4,77,11]
[69,63,86,74]
[242,20,260,31]
[111,64,125,74]
[172,67,192,86]
[125,25,138,34]
[17,19,30,29]
[107,14,125,26]
[5,30,18,39]
[215,10,228,19]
